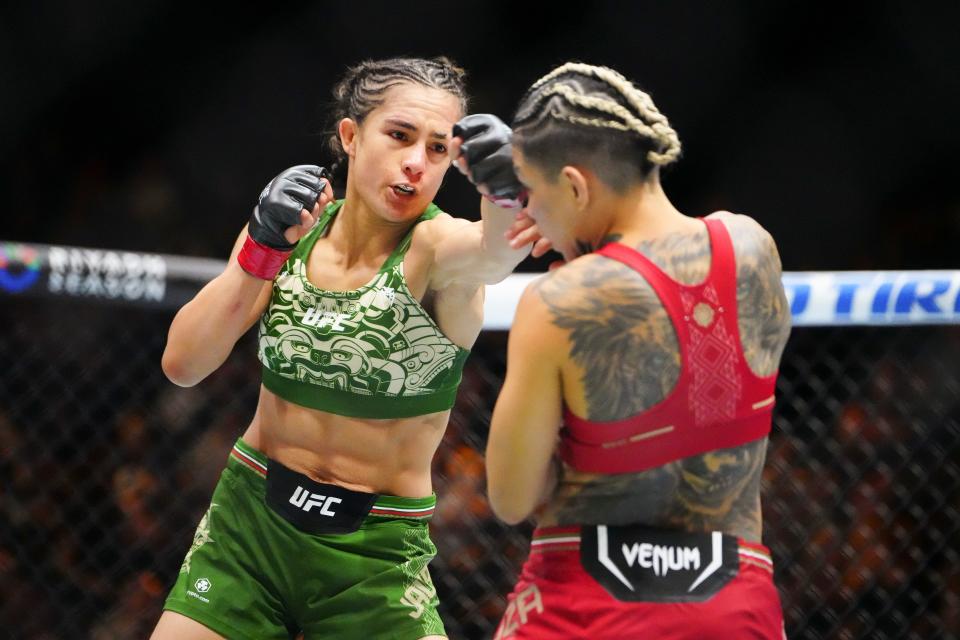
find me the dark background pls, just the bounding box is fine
[3,1,959,270]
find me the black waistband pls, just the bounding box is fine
[264,459,379,535]
[579,524,740,603]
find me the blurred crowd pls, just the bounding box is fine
[764,328,960,639]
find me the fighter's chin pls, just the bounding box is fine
[383,188,427,219]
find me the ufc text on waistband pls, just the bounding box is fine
[580,525,739,603]
[265,460,379,535]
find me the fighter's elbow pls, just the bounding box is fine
[494,508,529,526]
[487,486,534,525]
[161,348,201,387]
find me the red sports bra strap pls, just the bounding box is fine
[702,218,739,318]
[596,243,688,327]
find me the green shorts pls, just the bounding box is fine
[164,439,445,639]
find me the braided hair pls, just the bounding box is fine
[513,63,680,191]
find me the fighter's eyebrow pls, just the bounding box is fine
[385,118,448,140]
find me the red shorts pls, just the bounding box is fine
[495,526,785,640]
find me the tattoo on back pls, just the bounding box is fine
[539,256,680,421]
[574,233,623,259]
[536,215,791,540]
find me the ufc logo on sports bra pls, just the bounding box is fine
[302,307,351,331]
[289,485,342,516]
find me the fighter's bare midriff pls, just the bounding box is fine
[242,385,450,498]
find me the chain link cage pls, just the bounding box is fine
[1,291,959,639]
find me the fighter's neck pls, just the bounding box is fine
[326,196,413,268]
[576,181,688,254]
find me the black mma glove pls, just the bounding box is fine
[453,115,527,209]
[238,165,329,279]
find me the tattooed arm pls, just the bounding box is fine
[486,277,566,525]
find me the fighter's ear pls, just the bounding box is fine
[561,166,590,212]
[338,118,358,157]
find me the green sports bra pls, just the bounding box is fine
[257,200,470,418]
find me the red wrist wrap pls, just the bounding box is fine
[483,190,528,210]
[237,236,292,280]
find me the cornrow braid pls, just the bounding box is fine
[325,56,469,184]
[513,63,681,190]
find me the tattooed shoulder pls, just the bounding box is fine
[710,213,792,377]
[536,255,680,422]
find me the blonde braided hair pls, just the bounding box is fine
[514,63,681,175]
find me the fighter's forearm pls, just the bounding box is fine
[478,197,532,268]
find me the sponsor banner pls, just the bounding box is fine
[4,241,959,326]
[0,241,220,309]
[46,246,167,303]
[782,271,960,326]
[483,271,960,329]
